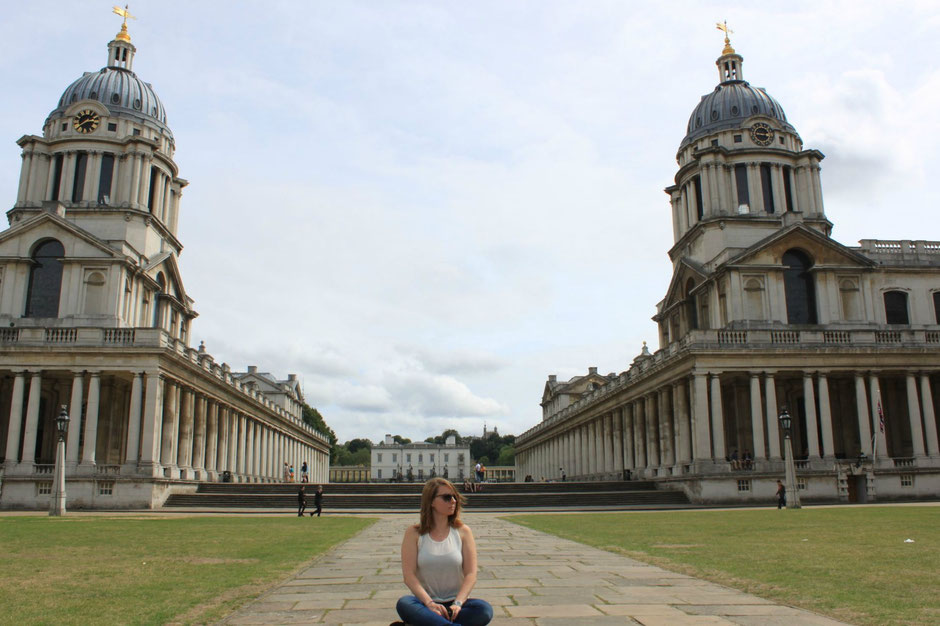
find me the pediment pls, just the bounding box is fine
[723,224,875,270]
[0,210,120,259]
[661,258,709,312]
[144,251,192,309]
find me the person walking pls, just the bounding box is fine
[393,477,493,626]
[297,485,307,517]
[776,480,787,509]
[310,484,323,517]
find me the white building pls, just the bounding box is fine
[0,20,330,509]
[371,434,471,482]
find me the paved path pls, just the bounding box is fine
[223,513,850,625]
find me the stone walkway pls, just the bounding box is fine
[223,513,850,625]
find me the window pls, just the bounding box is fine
[377,453,382,463]
[377,469,382,478]
[685,279,698,330]
[61,123,67,131]
[71,152,88,202]
[392,454,397,463]
[37,482,53,495]
[444,454,449,463]
[760,163,774,213]
[406,454,411,463]
[783,249,818,324]
[797,478,807,490]
[98,153,114,204]
[418,469,424,479]
[934,292,940,324]
[98,481,114,496]
[744,277,765,320]
[107,122,117,131]
[418,454,423,463]
[83,271,107,315]
[147,166,158,211]
[884,291,910,325]
[457,454,465,464]
[25,239,65,318]
[430,454,434,463]
[734,164,749,211]
[736,479,751,492]
[692,175,704,220]
[733,134,742,143]
[900,474,913,487]
[50,154,64,201]
[132,128,140,136]
[783,166,795,212]
[840,279,861,320]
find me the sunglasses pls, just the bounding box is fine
[435,493,457,502]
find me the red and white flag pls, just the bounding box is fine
[877,399,885,434]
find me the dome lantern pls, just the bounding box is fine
[108,5,136,70]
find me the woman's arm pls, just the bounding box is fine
[450,524,480,620]
[400,526,448,618]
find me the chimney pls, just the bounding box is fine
[588,366,597,375]
[247,365,258,374]
[548,374,557,383]
[445,435,456,446]
[287,373,297,381]
[385,434,394,445]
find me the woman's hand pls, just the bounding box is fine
[425,600,448,618]
[448,602,462,620]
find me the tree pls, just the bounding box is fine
[392,434,412,445]
[496,444,515,466]
[424,429,463,445]
[301,402,338,461]
[346,438,372,454]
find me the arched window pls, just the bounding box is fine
[83,271,107,315]
[783,249,818,324]
[25,239,65,317]
[685,279,699,330]
[884,291,909,325]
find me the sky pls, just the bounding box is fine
[1,1,938,445]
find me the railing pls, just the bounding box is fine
[770,330,800,344]
[717,330,747,344]
[0,328,19,343]
[876,331,902,343]
[33,464,55,474]
[927,331,940,344]
[823,331,850,343]
[45,328,76,343]
[104,329,135,344]
[893,457,915,468]
[795,460,809,470]
[96,465,121,475]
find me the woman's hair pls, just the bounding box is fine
[416,477,464,535]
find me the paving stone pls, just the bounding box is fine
[598,604,693,617]
[636,616,737,625]
[506,603,605,618]
[682,604,805,616]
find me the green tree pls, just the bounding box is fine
[496,444,515,466]
[346,438,372,454]
[301,403,338,461]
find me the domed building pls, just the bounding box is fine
[0,20,330,509]
[517,33,940,504]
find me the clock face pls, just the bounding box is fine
[750,123,774,146]
[73,109,101,134]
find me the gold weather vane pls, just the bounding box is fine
[112,5,136,42]
[716,20,735,55]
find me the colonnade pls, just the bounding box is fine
[1,368,328,484]
[517,369,939,481]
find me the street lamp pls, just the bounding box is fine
[778,406,801,509]
[50,405,70,516]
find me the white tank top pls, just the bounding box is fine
[417,526,463,602]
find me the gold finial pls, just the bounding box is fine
[112,5,136,42]
[716,20,735,55]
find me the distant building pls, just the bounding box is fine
[371,434,471,482]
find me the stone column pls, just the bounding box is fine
[747,163,763,212]
[855,374,873,456]
[244,419,255,480]
[659,388,674,466]
[612,409,624,475]
[177,387,194,478]
[623,403,635,470]
[692,373,710,461]
[192,394,207,479]
[124,372,144,466]
[66,371,84,466]
[20,371,43,465]
[205,400,219,479]
[225,408,236,475]
[139,373,164,472]
[646,394,659,468]
[3,372,26,466]
[675,382,692,465]
[920,374,939,457]
[765,374,782,459]
[635,400,647,470]
[586,421,596,476]
[574,426,582,477]
[235,414,246,479]
[906,373,926,458]
[818,373,835,459]
[253,421,262,479]
[80,372,101,467]
[749,373,765,460]
[709,374,725,460]
[869,374,888,458]
[600,415,611,476]
[160,380,180,475]
[803,373,820,458]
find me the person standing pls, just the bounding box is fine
[393,478,493,626]
[310,485,323,517]
[297,485,307,517]
[474,462,482,483]
[776,480,787,509]
[301,461,309,483]
[289,464,295,482]
[559,467,566,482]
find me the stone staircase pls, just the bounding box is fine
[162,480,691,511]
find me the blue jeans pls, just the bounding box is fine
[396,595,493,626]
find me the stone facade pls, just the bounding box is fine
[371,434,471,482]
[516,39,940,504]
[0,25,330,509]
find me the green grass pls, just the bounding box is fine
[509,506,940,626]
[0,515,375,625]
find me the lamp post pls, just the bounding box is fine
[50,405,70,516]
[778,406,801,509]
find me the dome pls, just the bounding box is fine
[48,65,172,139]
[680,80,793,149]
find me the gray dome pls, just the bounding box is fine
[49,66,172,138]
[680,80,793,149]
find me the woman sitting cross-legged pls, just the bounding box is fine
[393,477,493,626]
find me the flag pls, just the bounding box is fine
[877,399,885,434]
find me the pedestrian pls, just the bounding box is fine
[559,467,566,482]
[474,461,482,482]
[289,464,295,482]
[776,480,786,509]
[301,461,309,483]
[297,485,306,517]
[310,484,323,517]
[283,462,290,482]
[392,477,493,626]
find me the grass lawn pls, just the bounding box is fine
[0,515,374,625]
[509,506,939,626]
